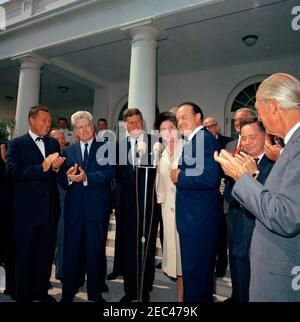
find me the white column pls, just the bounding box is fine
[14,56,43,137]
[125,21,166,131]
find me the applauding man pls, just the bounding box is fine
[6,105,65,302]
[59,111,114,303]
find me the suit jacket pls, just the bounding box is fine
[224,155,274,257]
[232,126,300,302]
[176,128,221,236]
[59,139,115,223]
[6,133,61,226]
[217,133,233,149]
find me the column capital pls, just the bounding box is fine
[11,53,49,69]
[121,19,168,43]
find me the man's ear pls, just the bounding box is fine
[269,98,278,115]
[28,116,33,127]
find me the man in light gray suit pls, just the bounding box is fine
[214,72,300,302]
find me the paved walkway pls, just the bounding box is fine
[0,212,232,302]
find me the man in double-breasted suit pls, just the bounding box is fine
[224,119,274,302]
[170,102,221,302]
[215,73,300,301]
[59,111,114,303]
[6,105,65,302]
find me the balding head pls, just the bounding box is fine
[234,108,256,134]
[50,129,65,151]
[203,117,219,137]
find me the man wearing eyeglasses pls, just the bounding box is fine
[203,117,233,149]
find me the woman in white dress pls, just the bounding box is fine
[155,112,183,302]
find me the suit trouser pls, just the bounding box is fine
[215,211,228,274]
[111,207,123,275]
[180,233,217,302]
[14,214,58,302]
[229,253,250,302]
[62,217,107,301]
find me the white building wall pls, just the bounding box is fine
[107,55,300,135]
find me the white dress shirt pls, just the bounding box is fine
[29,129,45,159]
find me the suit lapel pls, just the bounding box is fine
[43,136,50,157]
[25,133,45,161]
[74,142,84,167]
[283,125,300,152]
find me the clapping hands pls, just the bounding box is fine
[67,163,87,182]
[42,153,66,172]
[214,150,258,181]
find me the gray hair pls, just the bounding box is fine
[258,73,300,110]
[71,111,93,128]
[235,107,257,118]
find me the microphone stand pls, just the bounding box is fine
[136,155,156,302]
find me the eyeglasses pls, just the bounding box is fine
[205,123,217,129]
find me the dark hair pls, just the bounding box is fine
[154,112,177,130]
[177,101,204,122]
[123,108,143,121]
[28,105,49,120]
[240,118,265,132]
[98,118,108,125]
[59,117,68,123]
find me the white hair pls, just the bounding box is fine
[258,73,300,110]
[71,111,93,127]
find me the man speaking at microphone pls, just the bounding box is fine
[117,108,160,302]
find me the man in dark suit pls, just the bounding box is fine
[203,117,233,277]
[6,105,65,302]
[170,102,221,302]
[0,142,14,298]
[117,108,160,302]
[203,117,233,149]
[59,111,114,303]
[224,119,274,302]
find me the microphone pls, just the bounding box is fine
[153,142,162,167]
[136,141,146,166]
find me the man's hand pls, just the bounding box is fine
[52,156,66,172]
[170,168,181,184]
[234,152,258,176]
[67,163,78,178]
[0,144,6,162]
[42,152,59,172]
[214,150,246,181]
[264,138,281,161]
[68,166,87,183]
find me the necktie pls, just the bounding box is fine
[234,142,242,155]
[35,137,44,142]
[133,139,138,167]
[83,143,88,169]
[254,158,259,165]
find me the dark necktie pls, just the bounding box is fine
[254,158,259,165]
[35,137,44,142]
[133,139,138,167]
[83,143,88,169]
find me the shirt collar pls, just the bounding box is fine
[284,121,300,146]
[29,129,42,141]
[255,152,265,163]
[80,138,94,149]
[186,125,203,142]
[129,133,144,144]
